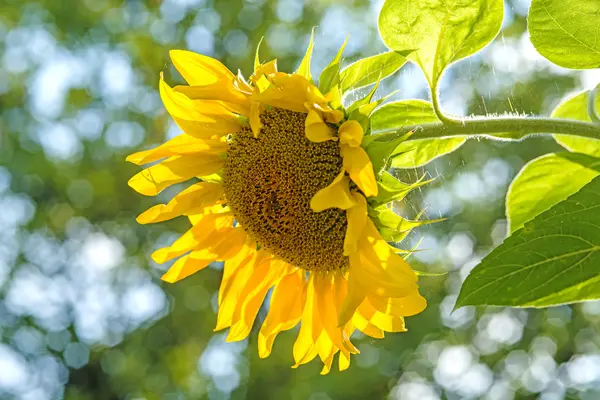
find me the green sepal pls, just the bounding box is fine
[346,82,380,114]
[369,205,443,243]
[318,38,348,108]
[254,37,264,72]
[296,27,315,81]
[369,171,434,208]
[348,90,394,134]
[364,132,411,175]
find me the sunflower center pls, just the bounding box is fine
[223,107,348,272]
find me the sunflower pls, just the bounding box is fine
[128,37,428,374]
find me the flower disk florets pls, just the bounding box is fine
[224,108,348,271]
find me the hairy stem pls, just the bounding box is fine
[374,116,600,142]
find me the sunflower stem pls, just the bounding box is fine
[374,116,600,142]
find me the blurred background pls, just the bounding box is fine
[1,0,600,399]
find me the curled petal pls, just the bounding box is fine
[344,192,368,256]
[341,145,378,197]
[305,109,336,143]
[339,120,364,147]
[310,170,356,212]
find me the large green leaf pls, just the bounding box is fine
[456,175,600,309]
[507,152,600,233]
[378,0,503,87]
[528,0,600,69]
[370,100,466,168]
[339,51,407,92]
[552,90,600,157]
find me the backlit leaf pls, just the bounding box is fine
[378,0,503,87]
[340,51,408,92]
[552,90,600,157]
[456,175,600,309]
[370,100,465,168]
[529,0,600,69]
[507,152,600,233]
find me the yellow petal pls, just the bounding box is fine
[338,269,368,327]
[314,274,358,357]
[293,275,321,367]
[174,84,250,111]
[368,290,427,317]
[324,109,344,124]
[160,76,240,136]
[252,72,327,113]
[215,244,258,331]
[258,270,306,358]
[344,192,367,256]
[137,182,224,224]
[128,155,224,196]
[252,59,278,84]
[227,258,293,342]
[151,212,234,264]
[126,135,228,166]
[339,120,364,147]
[310,170,356,212]
[352,312,385,338]
[362,219,418,281]
[341,145,378,197]
[305,109,336,143]
[359,299,406,333]
[170,50,234,85]
[250,102,262,138]
[161,228,247,283]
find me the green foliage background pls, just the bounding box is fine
[1,0,600,399]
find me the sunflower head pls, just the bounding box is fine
[127,36,432,374]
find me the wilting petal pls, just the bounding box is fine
[344,192,367,256]
[310,170,356,212]
[137,182,224,224]
[341,145,378,197]
[305,109,335,143]
[128,155,224,196]
[250,102,262,137]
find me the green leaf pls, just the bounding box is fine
[507,152,600,233]
[456,174,600,309]
[378,0,503,87]
[371,99,439,131]
[552,90,600,157]
[528,0,600,69]
[340,51,407,92]
[370,100,465,168]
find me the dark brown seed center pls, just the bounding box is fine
[223,107,348,271]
